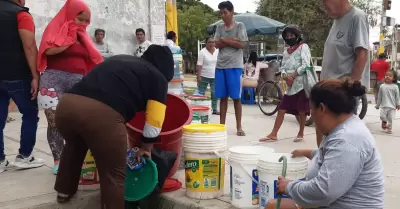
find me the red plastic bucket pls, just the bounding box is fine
[126,94,192,177]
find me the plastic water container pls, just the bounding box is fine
[257,153,308,209]
[190,95,213,114]
[182,124,227,200]
[168,79,184,95]
[78,151,100,191]
[127,94,193,178]
[173,53,183,74]
[228,146,275,209]
[191,106,210,124]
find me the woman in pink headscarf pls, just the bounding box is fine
[37,0,103,175]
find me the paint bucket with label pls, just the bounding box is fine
[182,124,227,199]
[190,95,213,114]
[257,153,308,209]
[191,106,210,124]
[78,150,100,191]
[228,146,275,209]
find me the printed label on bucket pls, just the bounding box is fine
[259,180,270,208]
[273,178,305,199]
[192,113,209,124]
[79,151,100,186]
[252,169,259,205]
[185,158,224,192]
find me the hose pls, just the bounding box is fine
[276,156,288,209]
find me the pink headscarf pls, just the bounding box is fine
[37,0,103,72]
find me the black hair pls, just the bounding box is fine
[135,28,145,35]
[218,1,234,12]
[166,31,176,40]
[378,53,387,59]
[386,70,398,83]
[205,37,213,43]
[310,78,366,115]
[95,29,105,36]
[248,51,257,67]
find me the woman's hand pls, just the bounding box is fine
[136,143,152,161]
[291,149,314,159]
[286,76,294,86]
[276,176,292,195]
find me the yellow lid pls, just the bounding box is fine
[183,124,226,133]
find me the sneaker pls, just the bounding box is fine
[0,159,10,173]
[387,129,392,134]
[53,161,60,175]
[13,154,45,169]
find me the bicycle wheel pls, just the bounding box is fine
[358,94,368,119]
[257,81,283,116]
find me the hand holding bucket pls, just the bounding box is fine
[275,156,288,209]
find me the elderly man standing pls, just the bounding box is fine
[0,0,44,173]
[316,0,370,144]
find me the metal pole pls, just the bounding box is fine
[166,0,174,33]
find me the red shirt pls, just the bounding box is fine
[46,43,89,74]
[371,59,390,81]
[17,11,35,32]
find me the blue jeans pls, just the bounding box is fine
[0,79,39,161]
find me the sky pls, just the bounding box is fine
[200,0,400,43]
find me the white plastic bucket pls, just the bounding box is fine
[182,124,227,200]
[173,53,183,74]
[228,146,275,209]
[257,153,308,209]
[191,106,210,124]
[168,80,184,95]
[190,95,213,115]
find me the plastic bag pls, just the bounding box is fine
[302,66,318,98]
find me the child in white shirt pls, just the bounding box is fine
[375,70,400,134]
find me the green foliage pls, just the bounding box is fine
[177,0,219,59]
[255,0,381,56]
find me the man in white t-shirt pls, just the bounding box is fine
[197,37,219,114]
[134,28,152,57]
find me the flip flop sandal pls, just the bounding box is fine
[259,136,278,142]
[293,137,304,142]
[237,130,246,136]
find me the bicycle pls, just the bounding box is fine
[257,70,368,125]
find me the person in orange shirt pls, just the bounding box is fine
[371,53,390,102]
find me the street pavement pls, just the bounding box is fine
[0,101,398,208]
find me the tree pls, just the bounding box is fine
[177,0,218,59]
[256,0,381,56]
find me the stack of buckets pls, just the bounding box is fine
[189,95,212,124]
[229,149,308,209]
[168,50,184,95]
[181,128,310,209]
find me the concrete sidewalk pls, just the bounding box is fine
[1,104,399,208]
